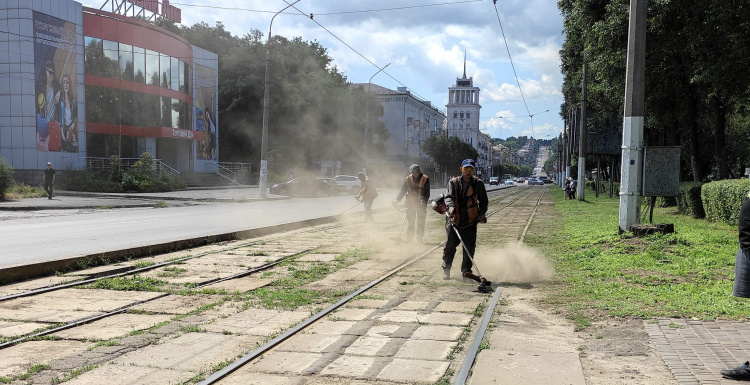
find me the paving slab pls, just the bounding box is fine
[348,299,390,309]
[248,351,322,374]
[419,312,473,326]
[129,294,223,314]
[374,310,421,323]
[394,301,430,311]
[376,358,449,384]
[304,261,385,291]
[202,278,274,292]
[0,321,48,337]
[345,336,392,356]
[303,320,358,335]
[202,308,309,336]
[0,288,164,315]
[116,332,261,372]
[63,363,193,385]
[331,308,376,321]
[320,355,378,377]
[434,300,482,313]
[364,324,401,338]
[276,334,342,353]
[62,263,132,277]
[469,351,585,385]
[297,253,340,262]
[219,371,310,385]
[0,340,89,377]
[0,276,79,296]
[52,313,172,340]
[394,339,454,361]
[411,325,464,341]
[0,308,103,323]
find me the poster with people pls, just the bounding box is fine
[194,64,217,160]
[33,11,78,153]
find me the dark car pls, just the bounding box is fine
[317,178,341,195]
[270,177,336,197]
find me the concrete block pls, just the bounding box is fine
[202,308,309,336]
[345,336,391,356]
[412,325,464,341]
[0,340,88,377]
[434,300,482,313]
[395,301,430,311]
[395,339,455,361]
[63,363,193,385]
[130,294,224,315]
[53,313,173,340]
[218,371,308,385]
[420,312,473,326]
[331,308,376,321]
[364,324,401,338]
[469,351,585,385]
[320,355,377,377]
[248,351,321,374]
[276,333,341,353]
[302,320,358,336]
[377,358,449,383]
[0,321,47,338]
[349,299,390,309]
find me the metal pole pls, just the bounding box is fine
[363,63,390,174]
[619,0,647,232]
[578,55,587,201]
[259,0,301,199]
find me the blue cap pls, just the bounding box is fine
[462,159,476,168]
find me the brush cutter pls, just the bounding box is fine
[443,209,493,293]
[334,200,362,219]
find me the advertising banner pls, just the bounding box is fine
[194,64,217,160]
[34,11,78,152]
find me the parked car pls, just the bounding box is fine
[489,176,499,185]
[504,179,514,185]
[527,178,544,185]
[317,178,341,195]
[539,176,553,184]
[517,177,526,183]
[270,177,336,197]
[333,175,362,194]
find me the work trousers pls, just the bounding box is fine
[442,223,477,273]
[363,199,374,222]
[733,248,750,298]
[405,205,427,241]
[44,181,54,199]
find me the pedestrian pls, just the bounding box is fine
[720,192,750,380]
[568,177,576,200]
[441,159,488,280]
[563,177,572,199]
[43,162,55,199]
[355,172,377,222]
[393,164,430,243]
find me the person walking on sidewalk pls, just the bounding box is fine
[43,162,55,199]
[393,164,430,243]
[355,172,377,222]
[441,159,488,280]
[720,192,750,380]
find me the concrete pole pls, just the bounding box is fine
[577,55,588,200]
[565,108,572,181]
[260,0,301,198]
[619,0,647,232]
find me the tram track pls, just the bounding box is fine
[0,186,550,385]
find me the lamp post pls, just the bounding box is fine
[259,0,302,199]
[363,63,390,175]
[528,109,550,135]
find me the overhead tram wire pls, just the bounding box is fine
[281,1,432,103]
[169,0,482,16]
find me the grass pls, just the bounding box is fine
[529,187,750,326]
[3,183,47,199]
[85,275,166,291]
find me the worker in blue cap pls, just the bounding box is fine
[441,158,488,280]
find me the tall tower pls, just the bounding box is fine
[446,53,490,177]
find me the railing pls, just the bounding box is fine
[205,162,252,185]
[85,157,180,179]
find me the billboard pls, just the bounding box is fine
[194,64,217,160]
[34,12,78,153]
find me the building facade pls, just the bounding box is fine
[352,83,446,185]
[0,0,218,184]
[445,63,492,180]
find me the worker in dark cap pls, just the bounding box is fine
[355,171,378,222]
[393,164,430,243]
[441,159,488,280]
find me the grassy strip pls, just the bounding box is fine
[530,187,750,325]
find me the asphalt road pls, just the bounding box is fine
[1,187,505,268]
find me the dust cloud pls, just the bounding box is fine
[472,242,554,284]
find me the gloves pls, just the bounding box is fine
[355,196,361,202]
[479,215,487,223]
[447,207,455,217]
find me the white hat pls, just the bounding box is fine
[47,162,51,165]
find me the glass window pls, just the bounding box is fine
[171,57,180,92]
[119,43,133,81]
[133,47,146,83]
[182,63,191,95]
[145,93,160,127]
[466,112,470,119]
[146,49,159,86]
[120,89,134,127]
[171,98,180,129]
[84,36,103,77]
[85,85,119,126]
[161,96,171,127]
[160,53,171,89]
[102,40,120,79]
[453,112,457,118]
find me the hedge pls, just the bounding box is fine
[701,179,750,225]
[0,157,13,199]
[677,182,704,219]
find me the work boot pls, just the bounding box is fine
[441,264,450,280]
[721,361,750,380]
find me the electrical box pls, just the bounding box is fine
[642,146,680,197]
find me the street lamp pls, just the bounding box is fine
[259,0,302,199]
[363,63,390,175]
[528,109,550,135]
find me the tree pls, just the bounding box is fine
[422,136,479,175]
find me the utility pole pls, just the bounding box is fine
[578,54,588,200]
[619,0,647,232]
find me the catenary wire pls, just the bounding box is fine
[169,0,482,16]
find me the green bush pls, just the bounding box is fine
[677,182,704,219]
[701,179,750,225]
[0,157,14,199]
[60,169,122,192]
[655,196,677,207]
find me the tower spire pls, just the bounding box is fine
[463,50,467,78]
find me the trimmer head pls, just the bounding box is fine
[463,272,493,293]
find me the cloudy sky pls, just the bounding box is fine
[82,0,566,140]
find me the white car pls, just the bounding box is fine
[504,179,514,185]
[333,175,361,194]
